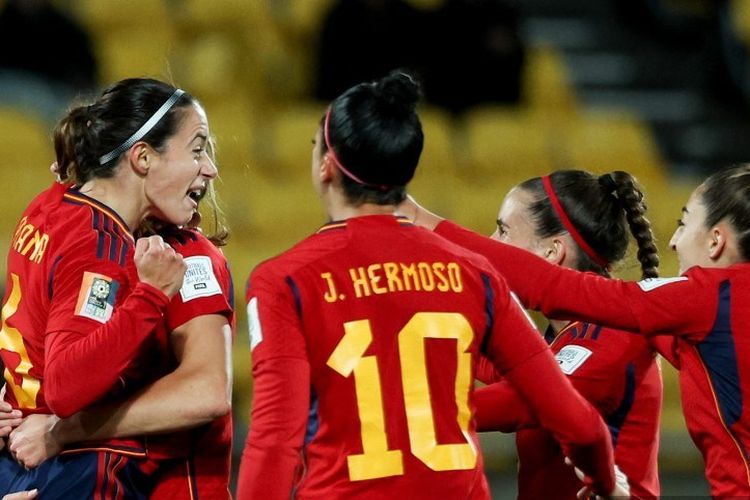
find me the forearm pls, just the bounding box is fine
[503,349,615,495]
[45,283,170,417]
[53,365,230,446]
[474,382,537,432]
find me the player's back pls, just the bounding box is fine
[1,183,136,414]
[253,215,497,499]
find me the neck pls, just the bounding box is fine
[78,176,145,231]
[324,185,396,221]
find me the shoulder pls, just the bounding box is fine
[164,228,224,260]
[251,231,345,283]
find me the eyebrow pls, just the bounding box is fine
[189,132,208,145]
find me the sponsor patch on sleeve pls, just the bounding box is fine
[247,297,263,351]
[75,272,119,323]
[637,276,688,292]
[179,256,222,302]
[555,345,593,374]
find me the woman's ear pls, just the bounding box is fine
[708,225,728,261]
[543,237,567,266]
[128,142,151,176]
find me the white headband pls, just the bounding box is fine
[98,88,185,165]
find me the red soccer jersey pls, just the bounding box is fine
[476,320,661,499]
[238,215,615,500]
[437,219,750,498]
[149,228,235,500]
[0,183,169,455]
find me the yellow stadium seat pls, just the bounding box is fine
[72,0,171,33]
[463,106,555,180]
[259,103,328,178]
[731,0,750,48]
[523,46,578,113]
[95,28,176,84]
[0,108,54,258]
[556,110,668,185]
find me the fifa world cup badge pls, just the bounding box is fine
[75,272,120,323]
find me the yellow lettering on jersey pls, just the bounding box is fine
[400,263,420,291]
[11,218,49,264]
[322,272,339,303]
[367,264,387,295]
[350,267,371,298]
[383,262,404,292]
[345,261,464,299]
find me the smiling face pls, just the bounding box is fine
[144,103,217,226]
[669,187,714,274]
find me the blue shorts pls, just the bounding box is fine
[0,450,155,499]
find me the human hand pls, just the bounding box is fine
[2,490,38,500]
[0,400,23,439]
[8,413,62,469]
[565,456,630,499]
[134,235,186,298]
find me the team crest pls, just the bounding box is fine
[75,272,119,323]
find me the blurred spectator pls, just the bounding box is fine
[314,0,425,101]
[421,0,526,115]
[0,0,98,123]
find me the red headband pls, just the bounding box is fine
[324,108,389,191]
[541,175,608,267]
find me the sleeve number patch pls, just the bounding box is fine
[555,345,593,375]
[180,256,222,302]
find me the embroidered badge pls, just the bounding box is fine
[556,345,593,374]
[179,256,222,302]
[75,272,119,323]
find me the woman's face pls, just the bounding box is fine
[669,187,713,274]
[491,187,548,258]
[145,103,218,226]
[311,126,325,197]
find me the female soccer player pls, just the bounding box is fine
[472,170,662,499]
[405,163,750,498]
[237,71,626,499]
[0,78,218,498]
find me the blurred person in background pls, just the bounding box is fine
[465,170,662,499]
[406,162,750,498]
[0,0,98,123]
[237,71,625,499]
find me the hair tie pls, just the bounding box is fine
[598,173,618,196]
[541,175,608,268]
[324,107,391,191]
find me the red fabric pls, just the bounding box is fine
[147,229,235,497]
[0,183,169,421]
[436,219,750,497]
[238,215,614,499]
[476,321,661,499]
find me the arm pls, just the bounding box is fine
[237,271,310,500]
[9,315,232,467]
[44,236,186,417]
[474,381,538,432]
[436,219,714,337]
[484,272,616,496]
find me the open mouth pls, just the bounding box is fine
[187,185,206,203]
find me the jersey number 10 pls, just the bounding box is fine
[327,312,476,481]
